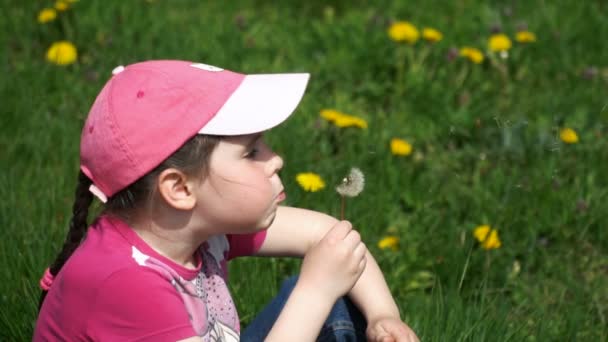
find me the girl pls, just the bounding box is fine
[34,60,419,341]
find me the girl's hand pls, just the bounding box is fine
[297,220,367,302]
[366,317,420,342]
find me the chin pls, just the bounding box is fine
[257,211,277,230]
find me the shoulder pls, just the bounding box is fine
[100,265,174,288]
[92,267,184,314]
[88,267,196,340]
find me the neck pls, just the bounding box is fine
[129,210,209,270]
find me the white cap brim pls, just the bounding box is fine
[199,73,310,135]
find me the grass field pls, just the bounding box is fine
[1,1,607,340]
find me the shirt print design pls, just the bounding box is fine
[130,234,240,341]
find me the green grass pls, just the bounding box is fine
[1,0,607,340]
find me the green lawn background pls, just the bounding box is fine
[1,1,607,340]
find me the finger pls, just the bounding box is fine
[405,331,419,342]
[322,220,352,242]
[342,229,361,248]
[387,325,413,342]
[374,332,395,342]
[353,240,367,258]
[368,329,390,342]
[358,253,367,272]
[408,331,420,342]
[373,321,401,342]
[353,243,367,270]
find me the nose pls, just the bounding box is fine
[266,153,284,176]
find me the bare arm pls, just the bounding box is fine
[256,206,416,341]
[258,206,400,318]
[258,207,366,341]
[255,206,336,257]
[263,283,335,341]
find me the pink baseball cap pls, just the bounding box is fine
[80,60,310,202]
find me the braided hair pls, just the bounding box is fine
[38,171,92,309]
[38,135,221,310]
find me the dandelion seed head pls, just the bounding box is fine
[336,167,365,197]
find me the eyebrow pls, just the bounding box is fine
[245,133,263,148]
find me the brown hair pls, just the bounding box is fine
[38,135,221,310]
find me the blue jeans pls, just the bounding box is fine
[241,276,367,341]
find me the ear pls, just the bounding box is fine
[157,168,197,210]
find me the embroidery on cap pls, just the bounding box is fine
[190,63,224,72]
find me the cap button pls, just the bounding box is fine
[112,65,125,75]
[190,63,223,72]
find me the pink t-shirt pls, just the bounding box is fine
[34,215,267,341]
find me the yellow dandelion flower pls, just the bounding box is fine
[516,31,537,43]
[473,225,501,250]
[333,115,368,129]
[378,236,399,251]
[390,138,413,156]
[473,225,491,242]
[55,0,70,11]
[488,33,512,52]
[460,47,484,64]
[320,109,367,129]
[46,41,78,66]
[560,128,579,144]
[483,230,501,249]
[388,21,419,44]
[320,109,343,121]
[422,27,443,43]
[37,8,57,24]
[296,173,325,192]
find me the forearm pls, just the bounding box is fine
[348,250,401,322]
[256,206,339,257]
[265,281,334,342]
[259,206,403,331]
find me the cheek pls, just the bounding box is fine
[225,180,273,205]
[207,171,274,214]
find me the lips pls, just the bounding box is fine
[276,190,286,202]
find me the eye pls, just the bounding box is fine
[244,147,259,159]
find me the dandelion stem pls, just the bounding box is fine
[484,250,492,273]
[458,245,473,294]
[395,45,407,100]
[455,64,470,89]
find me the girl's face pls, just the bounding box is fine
[194,133,285,233]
